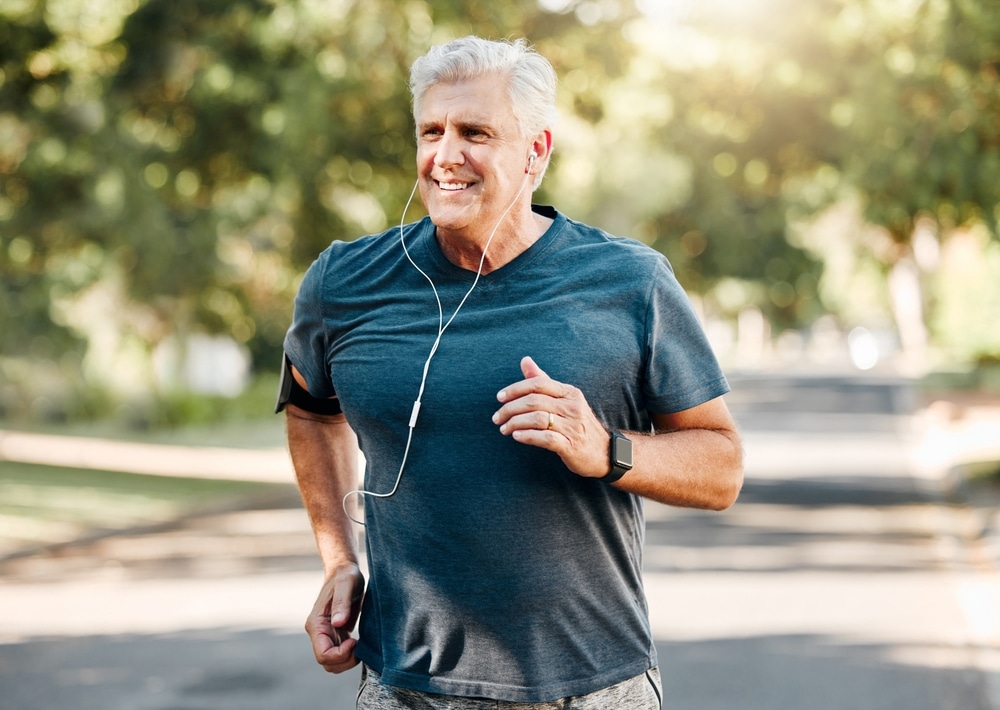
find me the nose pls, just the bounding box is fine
[434,132,465,169]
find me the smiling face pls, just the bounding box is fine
[415,76,535,245]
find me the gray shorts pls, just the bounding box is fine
[356,665,662,709]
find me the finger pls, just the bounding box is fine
[309,622,336,655]
[306,605,339,648]
[498,410,569,453]
[317,637,360,673]
[519,357,577,402]
[307,612,357,667]
[498,362,563,404]
[325,565,365,631]
[520,355,547,379]
[330,577,357,629]
[493,392,556,430]
[510,421,562,449]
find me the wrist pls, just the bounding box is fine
[602,430,633,483]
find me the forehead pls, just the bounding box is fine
[416,77,518,130]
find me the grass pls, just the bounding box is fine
[0,460,292,557]
[0,374,299,558]
[18,415,289,450]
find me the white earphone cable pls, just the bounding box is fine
[342,164,535,526]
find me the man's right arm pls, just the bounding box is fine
[285,365,365,674]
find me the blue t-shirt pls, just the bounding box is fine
[284,206,729,702]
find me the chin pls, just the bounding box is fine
[426,203,477,229]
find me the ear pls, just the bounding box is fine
[527,130,553,173]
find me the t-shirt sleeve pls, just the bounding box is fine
[282,249,337,398]
[643,255,730,414]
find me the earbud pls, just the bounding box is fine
[526,150,538,173]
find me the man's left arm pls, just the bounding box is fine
[620,401,743,509]
[493,356,743,510]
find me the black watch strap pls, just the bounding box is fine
[603,431,633,483]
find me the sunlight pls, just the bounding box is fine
[637,0,773,26]
[635,0,695,25]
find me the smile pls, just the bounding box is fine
[436,181,472,191]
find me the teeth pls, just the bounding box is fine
[439,182,470,191]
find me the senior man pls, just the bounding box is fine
[279,35,743,709]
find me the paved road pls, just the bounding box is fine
[654,372,1000,710]
[1,372,998,709]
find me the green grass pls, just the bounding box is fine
[0,461,291,556]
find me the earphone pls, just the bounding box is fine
[342,154,536,526]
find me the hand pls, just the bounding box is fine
[493,356,611,479]
[305,562,365,673]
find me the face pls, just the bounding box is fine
[415,76,533,241]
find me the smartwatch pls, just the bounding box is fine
[603,431,633,483]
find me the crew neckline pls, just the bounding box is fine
[413,205,565,287]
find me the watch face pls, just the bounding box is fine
[613,435,633,468]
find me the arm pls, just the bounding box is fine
[493,356,743,510]
[285,366,365,673]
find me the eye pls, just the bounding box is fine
[464,128,491,142]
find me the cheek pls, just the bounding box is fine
[415,145,436,173]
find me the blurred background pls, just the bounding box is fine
[2,0,999,429]
[3,2,1000,709]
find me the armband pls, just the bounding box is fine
[274,353,342,416]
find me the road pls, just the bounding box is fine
[1,372,998,709]
[653,372,1000,710]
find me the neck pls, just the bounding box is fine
[437,206,551,274]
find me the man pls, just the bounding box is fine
[279,36,743,709]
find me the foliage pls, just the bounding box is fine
[623,0,999,331]
[830,0,1000,242]
[0,0,642,423]
[2,0,1000,425]
[607,0,842,327]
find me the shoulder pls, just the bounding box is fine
[558,213,663,254]
[554,212,673,277]
[317,223,410,263]
[307,219,429,282]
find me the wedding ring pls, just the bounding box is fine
[547,412,555,430]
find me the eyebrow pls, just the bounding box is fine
[418,119,497,135]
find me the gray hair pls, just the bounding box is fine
[409,36,558,188]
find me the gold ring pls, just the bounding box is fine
[547,412,555,430]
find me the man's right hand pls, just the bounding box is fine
[305,562,365,673]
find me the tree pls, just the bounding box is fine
[549,0,840,331]
[822,0,1000,361]
[0,0,641,421]
[577,0,1000,358]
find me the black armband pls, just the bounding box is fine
[274,353,342,416]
